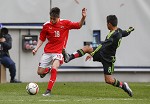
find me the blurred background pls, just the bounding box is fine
[0,0,150,82]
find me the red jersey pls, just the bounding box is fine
[40,19,80,53]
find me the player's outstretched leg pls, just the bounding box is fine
[62,48,86,63]
[40,67,51,78]
[122,82,133,97]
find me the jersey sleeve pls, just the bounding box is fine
[119,28,132,37]
[66,20,80,29]
[39,25,47,42]
[121,30,130,37]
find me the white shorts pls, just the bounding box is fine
[39,53,63,68]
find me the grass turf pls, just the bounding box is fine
[0,82,150,104]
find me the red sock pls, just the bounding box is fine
[73,52,80,58]
[73,49,85,58]
[47,68,57,90]
[43,67,50,74]
[119,82,123,88]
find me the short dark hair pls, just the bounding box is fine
[107,15,118,26]
[1,27,8,35]
[49,7,60,18]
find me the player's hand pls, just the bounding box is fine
[85,54,92,61]
[82,8,87,18]
[128,27,134,32]
[32,49,37,55]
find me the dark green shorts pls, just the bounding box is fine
[93,51,114,75]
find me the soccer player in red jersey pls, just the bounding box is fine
[32,7,86,96]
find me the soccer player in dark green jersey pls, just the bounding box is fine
[62,15,134,97]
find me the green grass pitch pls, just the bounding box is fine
[0,82,150,104]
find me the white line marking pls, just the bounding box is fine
[39,100,66,102]
[0,100,24,102]
[96,98,144,101]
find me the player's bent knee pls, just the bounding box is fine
[37,71,41,75]
[37,68,44,75]
[82,45,93,53]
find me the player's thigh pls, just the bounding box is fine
[102,60,114,75]
[39,53,53,68]
[51,53,63,69]
[93,50,102,62]
[52,60,60,69]
[103,61,115,84]
[37,53,53,74]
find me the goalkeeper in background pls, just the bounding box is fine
[63,15,134,97]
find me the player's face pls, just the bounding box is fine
[50,17,59,24]
[107,23,111,30]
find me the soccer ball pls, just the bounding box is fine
[26,82,39,95]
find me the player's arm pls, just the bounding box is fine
[122,27,134,37]
[32,25,47,55]
[79,8,87,28]
[32,39,43,55]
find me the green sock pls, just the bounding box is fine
[113,79,123,88]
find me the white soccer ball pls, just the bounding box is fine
[26,82,39,95]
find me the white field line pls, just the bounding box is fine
[0,100,24,102]
[96,98,144,101]
[76,98,146,102]
[39,99,66,102]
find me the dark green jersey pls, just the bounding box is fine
[91,28,131,62]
